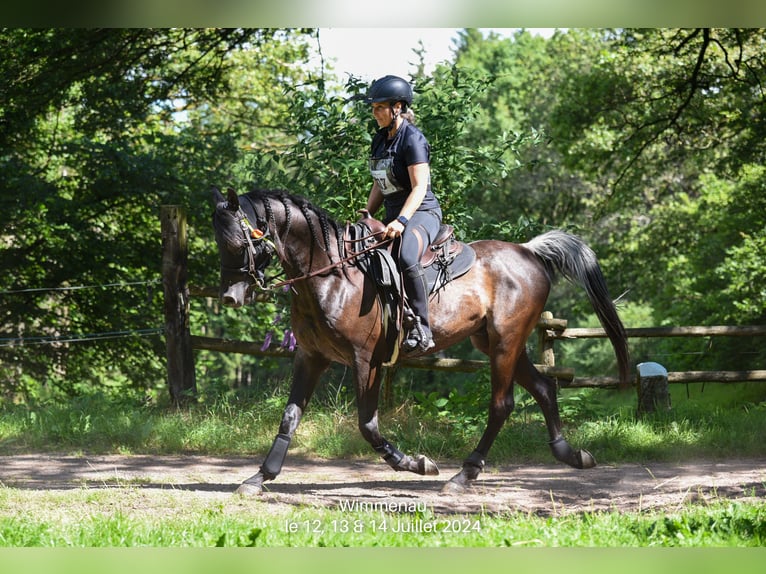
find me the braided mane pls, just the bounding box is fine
[244,188,346,270]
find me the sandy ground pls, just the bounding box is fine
[1,453,764,516]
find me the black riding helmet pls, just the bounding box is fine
[363,75,413,107]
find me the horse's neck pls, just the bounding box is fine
[276,211,340,278]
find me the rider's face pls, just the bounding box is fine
[371,101,401,128]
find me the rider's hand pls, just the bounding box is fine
[385,219,405,239]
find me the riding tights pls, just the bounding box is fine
[396,209,441,329]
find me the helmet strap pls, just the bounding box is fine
[387,103,402,136]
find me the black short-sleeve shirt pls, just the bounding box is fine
[369,119,440,220]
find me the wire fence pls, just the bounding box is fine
[0,328,164,348]
[0,279,163,348]
[0,279,160,296]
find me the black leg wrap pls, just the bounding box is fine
[548,435,576,465]
[374,440,405,469]
[260,433,291,479]
[463,450,485,470]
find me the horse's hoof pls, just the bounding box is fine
[578,449,597,469]
[417,455,440,476]
[235,482,263,496]
[441,480,465,494]
[441,469,476,493]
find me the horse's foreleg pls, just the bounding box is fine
[356,361,439,477]
[442,395,516,493]
[514,352,596,469]
[236,351,329,496]
[443,341,520,493]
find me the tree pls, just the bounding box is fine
[450,29,607,239]
[0,28,315,400]
[549,28,766,370]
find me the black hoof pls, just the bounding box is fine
[235,473,266,496]
[442,480,466,494]
[442,469,476,493]
[550,436,597,469]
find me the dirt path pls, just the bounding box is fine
[2,454,765,515]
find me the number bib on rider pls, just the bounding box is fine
[370,157,405,197]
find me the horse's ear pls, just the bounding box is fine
[211,186,226,206]
[226,187,240,211]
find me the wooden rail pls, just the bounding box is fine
[190,334,575,378]
[188,313,766,389]
[540,320,766,389]
[553,325,766,339]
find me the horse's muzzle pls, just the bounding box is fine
[221,281,251,308]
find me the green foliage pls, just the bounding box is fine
[225,75,373,222]
[223,63,539,240]
[557,301,655,378]
[0,29,316,399]
[3,27,766,405]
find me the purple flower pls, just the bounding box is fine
[260,331,273,351]
[281,329,297,351]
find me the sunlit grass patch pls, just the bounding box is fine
[1,485,764,547]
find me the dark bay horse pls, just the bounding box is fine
[212,186,630,495]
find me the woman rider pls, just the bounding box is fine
[363,75,442,353]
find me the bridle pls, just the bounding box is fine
[225,203,393,293]
[221,206,276,289]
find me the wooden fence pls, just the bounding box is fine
[161,205,766,406]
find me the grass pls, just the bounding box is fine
[1,379,765,548]
[2,380,766,464]
[1,486,765,547]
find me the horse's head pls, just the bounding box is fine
[211,187,274,307]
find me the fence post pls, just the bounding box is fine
[636,361,670,416]
[538,311,557,368]
[161,205,196,404]
[381,366,396,410]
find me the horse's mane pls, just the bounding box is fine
[243,188,346,269]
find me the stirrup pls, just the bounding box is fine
[403,316,434,353]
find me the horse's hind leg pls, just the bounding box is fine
[236,350,330,496]
[356,358,439,477]
[514,351,596,469]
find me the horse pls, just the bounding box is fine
[211,186,630,495]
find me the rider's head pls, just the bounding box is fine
[364,75,414,131]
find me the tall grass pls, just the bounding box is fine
[2,379,766,548]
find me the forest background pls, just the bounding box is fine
[1,28,765,404]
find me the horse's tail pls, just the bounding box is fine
[523,230,631,388]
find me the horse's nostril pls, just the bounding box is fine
[222,295,239,308]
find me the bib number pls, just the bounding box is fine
[370,157,404,196]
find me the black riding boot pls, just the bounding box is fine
[402,264,434,353]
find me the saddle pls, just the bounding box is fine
[347,213,476,294]
[345,213,476,361]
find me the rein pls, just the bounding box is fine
[266,229,392,291]
[234,200,394,292]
